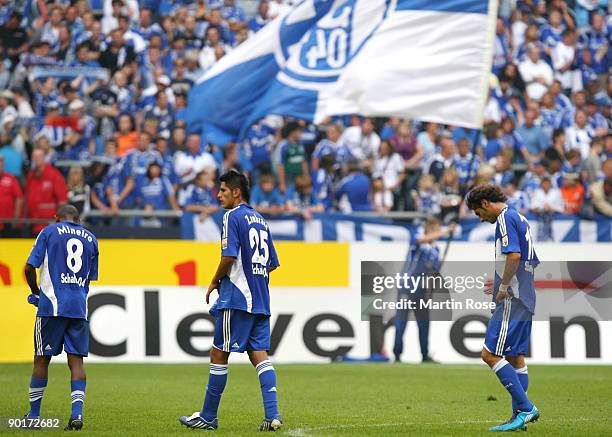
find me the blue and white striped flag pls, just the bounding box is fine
[185,0,498,143]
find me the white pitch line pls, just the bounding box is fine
[286,417,609,436]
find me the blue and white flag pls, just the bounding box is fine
[186,0,498,143]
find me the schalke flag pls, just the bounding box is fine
[185,0,498,143]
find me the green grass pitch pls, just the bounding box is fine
[1,363,611,436]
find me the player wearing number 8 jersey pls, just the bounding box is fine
[23,204,99,431]
[179,170,282,432]
[466,185,540,432]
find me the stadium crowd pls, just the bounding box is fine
[0,0,610,237]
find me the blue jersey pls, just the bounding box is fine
[218,204,280,315]
[27,222,99,319]
[251,185,284,208]
[494,206,539,313]
[402,232,441,296]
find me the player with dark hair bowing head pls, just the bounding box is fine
[24,204,99,431]
[179,170,282,431]
[466,184,540,432]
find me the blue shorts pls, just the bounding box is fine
[34,316,89,357]
[212,308,270,353]
[484,298,532,357]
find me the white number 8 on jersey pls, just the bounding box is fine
[66,238,84,274]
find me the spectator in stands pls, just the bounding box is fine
[183,170,220,220]
[374,139,405,210]
[340,117,380,164]
[335,161,373,213]
[439,167,461,221]
[0,12,28,69]
[67,166,91,216]
[244,120,276,180]
[312,153,335,212]
[136,162,180,226]
[24,148,68,233]
[198,26,231,71]
[174,133,217,185]
[590,175,612,217]
[411,174,441,217]
[100,28,137,74]
[248,0,270,33]
[68,99,96,157]
[551,29,577,95]
[505,178,530,214]
[286,175,324,221]
[519,44,554,101]
[277,121,307,194]
[251,172,285,217]
[492,149,514,186]
[531,176,564,241]
[220,142,242,175]
[560,172,585,214]
[0,154,23,231]
[584,97,608,138]
[115,114,139,157]
[415,122,438,168]
[521,160,556,201]
[171,126,188,153]
[583,138,604,185]
[516,108,549,164]
[428,131,456,182]
[454,137,480,189]
[564,109,593,160]
[311,123,351,172]
[372,178,392,213]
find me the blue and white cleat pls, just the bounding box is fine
[258,416,283,432]
[179,412,218,430]
[489,406,539,432]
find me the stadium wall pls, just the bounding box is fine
[1,240,610,364]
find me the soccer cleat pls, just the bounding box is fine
[178,412,218,430]
[258,416,283,432]
[64,415,83,431]
[489,406,539,432]
[421,356,440,364]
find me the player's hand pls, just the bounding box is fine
[484,279,494,295]
[496,287,510,303]
[206,282,219,304]
[27,293,40,307]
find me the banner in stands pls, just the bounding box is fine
[2,286,610,364]
[185,0,497,143]
[181,212,612,242]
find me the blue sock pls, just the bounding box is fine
[29,377,47,417]
[512,367,530,413]
[200,364,228,421]
[493,359,533,412]
[71,380,86,418]
[256,360,279,420]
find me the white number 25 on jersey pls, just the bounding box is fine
[249,228,269,266]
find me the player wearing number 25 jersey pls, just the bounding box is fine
[23,204,99,431]
[180,170,282,432]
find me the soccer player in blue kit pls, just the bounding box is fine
[23,204,99,431]
[179,170,282,431]
[466,184,540,432]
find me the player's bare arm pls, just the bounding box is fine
[206,256,236,304]
[24,263,40,295]
[498,252,521,302]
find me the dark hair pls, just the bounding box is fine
[56,204,80,221]
[281,121,302,139]
[465,184,507,210]
[147,162,162,179]
[219,170,250,203]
